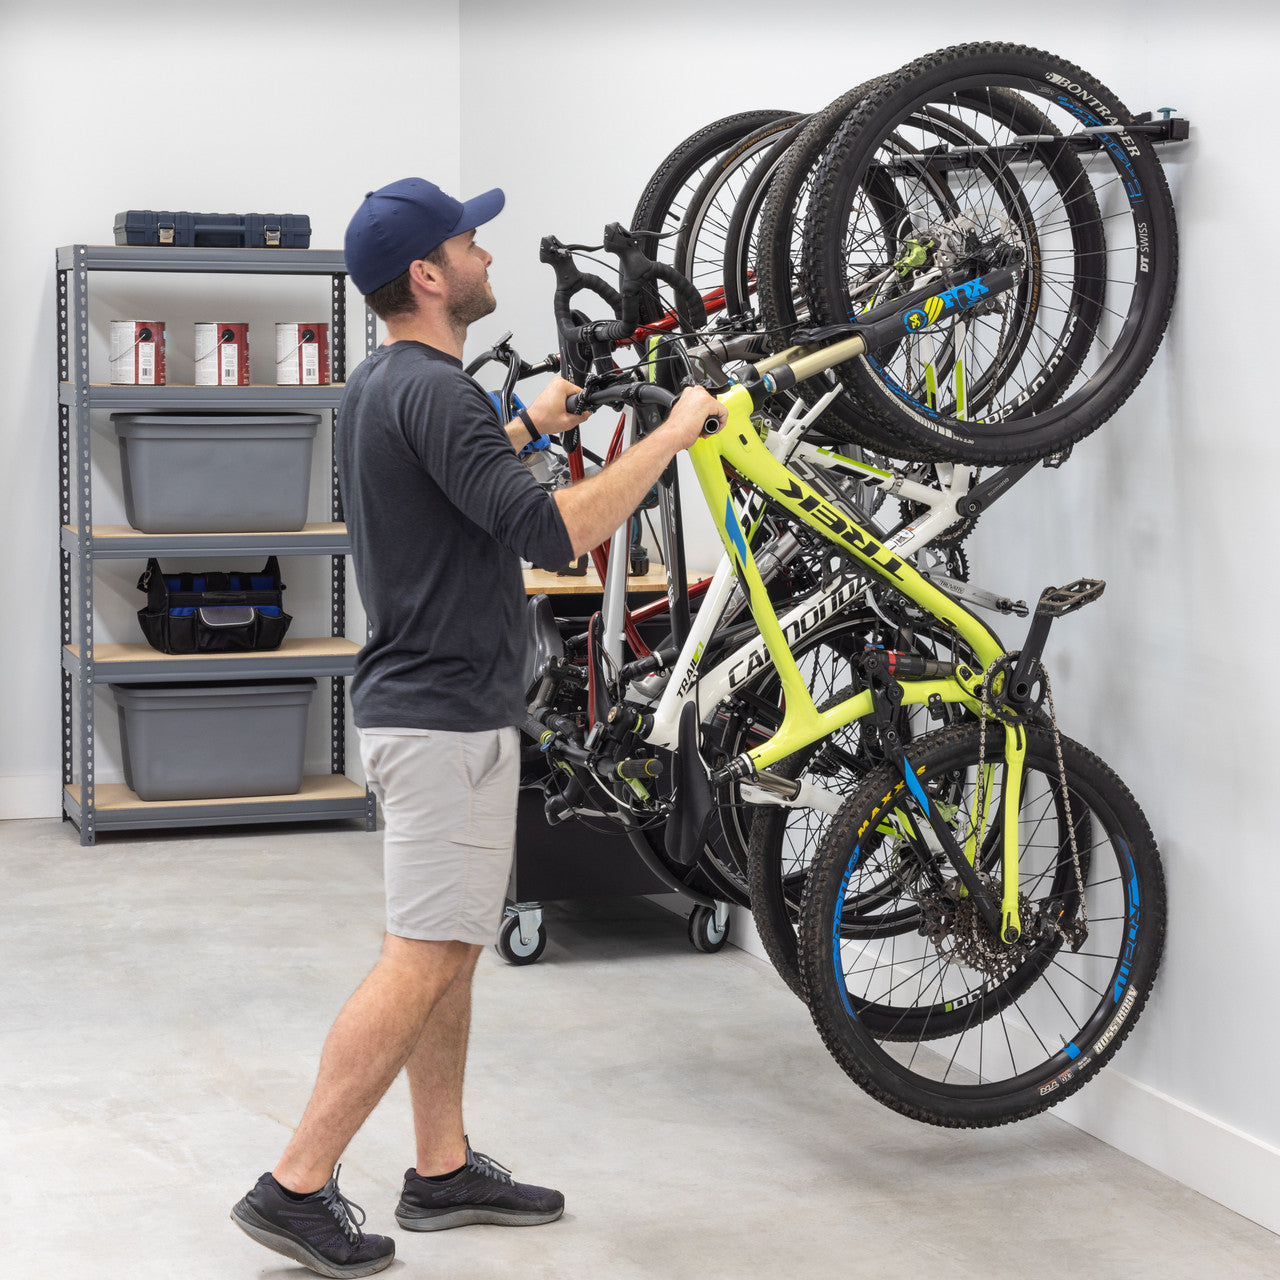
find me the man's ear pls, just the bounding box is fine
[409,257,445,296]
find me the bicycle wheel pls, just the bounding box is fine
[751,78,916,454]
[721,126,801,320]
[746,614,978,998]
[631,110,799,325]
[673,115,806,315]
[802,43,1179,464]
[798,720,1166,1127]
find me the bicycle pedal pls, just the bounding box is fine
[1036,578,1106,617]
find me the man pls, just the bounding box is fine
[231,177,725,1277]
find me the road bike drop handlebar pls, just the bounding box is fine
[464,332,560,424]
[545,223,1024,432]
[541,223,709,384]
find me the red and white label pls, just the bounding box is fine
[195,323,250,386]
[275,322,330,385]
[110,321,166,385]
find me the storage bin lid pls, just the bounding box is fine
[111,413,320,438]
[111,678,317,708]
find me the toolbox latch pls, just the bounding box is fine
[158,223,175,245]
[264,225,281,246]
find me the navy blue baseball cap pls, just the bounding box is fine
[343,178,505,296]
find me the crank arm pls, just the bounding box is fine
[921,570,1029,617]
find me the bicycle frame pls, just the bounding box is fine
[533,230,1036,940]
[626,390,1005,750]
[633,382,1030,942]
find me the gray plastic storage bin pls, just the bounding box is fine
[111,679,316,801]
[111,413,320,533]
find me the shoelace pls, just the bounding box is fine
[465,1142,514,1186]
[320,1165,368,1245]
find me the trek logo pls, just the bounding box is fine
[774,479,907,581]
[903,278,990,331]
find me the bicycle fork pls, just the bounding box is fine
[863,650,1025,944]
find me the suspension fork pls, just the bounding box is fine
[865,660,1024,944]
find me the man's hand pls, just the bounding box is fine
[524,376,593,436]
[659,385,727,452]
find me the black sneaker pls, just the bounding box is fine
[231,1166,395,1278]
[395,1140,564,1231]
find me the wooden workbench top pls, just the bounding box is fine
[522,565,710,596]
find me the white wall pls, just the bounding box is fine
[3,0,1277,1239]
[457,0,1280,1235]
[0,0,463,812]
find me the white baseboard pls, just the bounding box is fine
[0,773,62,821]
[1057,1062,1280,1235]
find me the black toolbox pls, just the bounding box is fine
[113,210,312,248]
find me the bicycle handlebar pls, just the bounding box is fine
[564,382,678,416]
[601,222,707,336]
[541,225,709,384]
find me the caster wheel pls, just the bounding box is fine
[496,914,547,965]
[688,904,730,953]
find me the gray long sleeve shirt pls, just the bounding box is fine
[336,340,572,731]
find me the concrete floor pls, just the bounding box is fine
[3,817,1279,1280]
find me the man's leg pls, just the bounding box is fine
[393,937,565,1233]
[273,933,476,1194]
[405,944,479,1176]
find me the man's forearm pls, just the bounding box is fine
[553,426,682,558]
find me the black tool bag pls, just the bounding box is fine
[136,557,292,654]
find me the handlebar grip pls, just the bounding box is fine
[523,714,552,743]
[617,757,663,781]
[565,382,679,416]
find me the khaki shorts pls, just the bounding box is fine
[359,726,519,946]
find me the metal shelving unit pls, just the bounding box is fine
[57,243,377,844]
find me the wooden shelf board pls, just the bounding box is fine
[68,522,346,540]
[65,637,358,665]
[65,775,365,811]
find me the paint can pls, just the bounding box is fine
[194,322,250,386]
[275,322,330,385]
[109,321,166,385]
